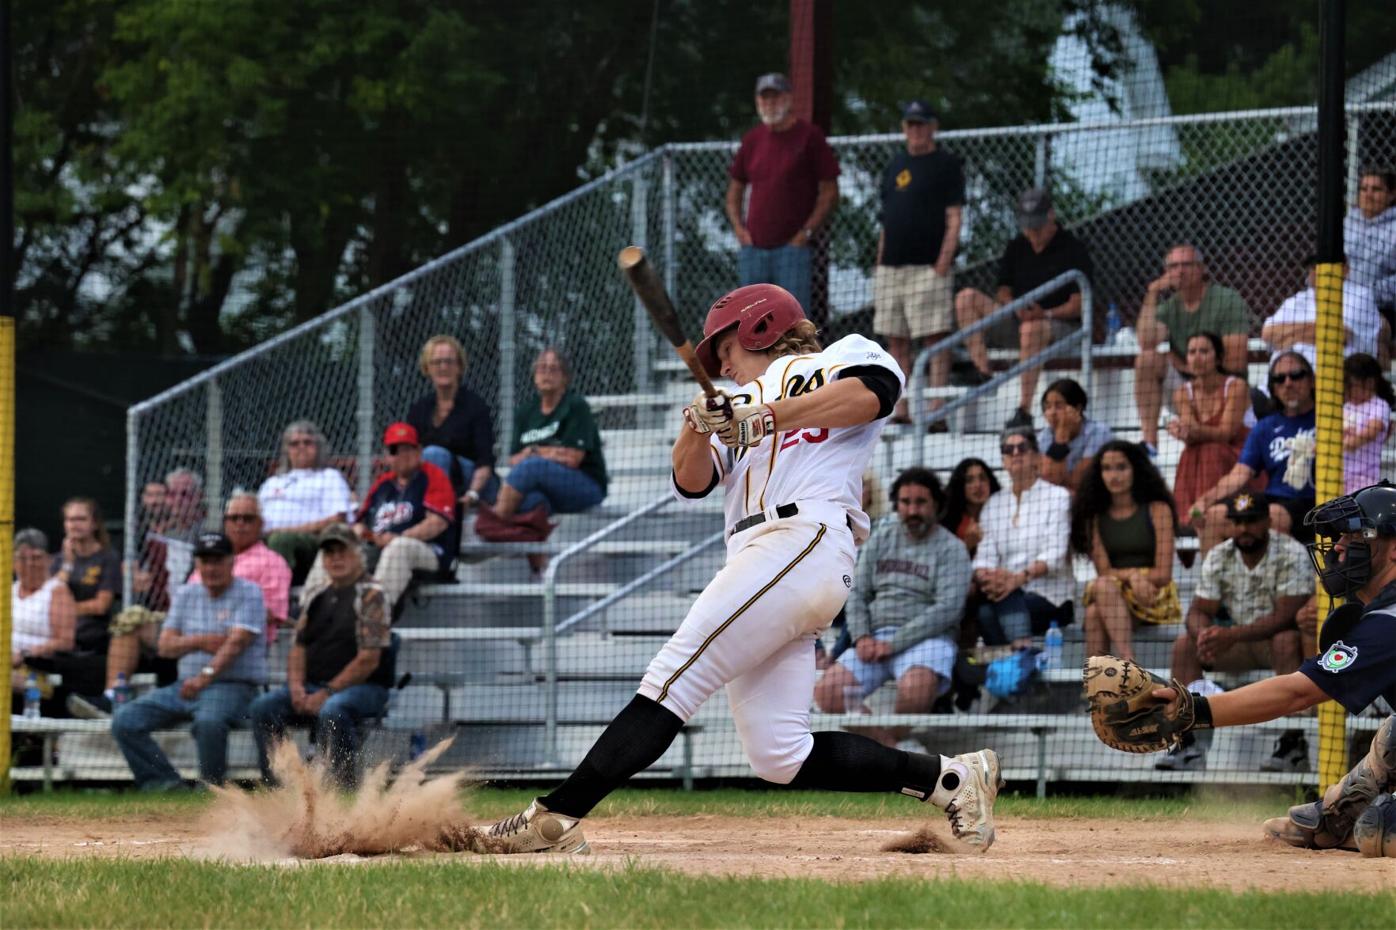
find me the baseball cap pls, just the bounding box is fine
[317,522,359,549]
[755,72,791,94]
[1225,492,1267,523]
[1016,187,1053,229]
[901,100,937,123]
[193,532,234,558]
[382,422,420,448]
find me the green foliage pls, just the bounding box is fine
[4,857,1394,929]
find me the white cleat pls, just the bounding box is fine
[932,749,1003,850]
[481,799,591,855]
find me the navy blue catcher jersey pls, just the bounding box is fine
[1298,581,1396,714]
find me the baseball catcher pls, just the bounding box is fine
[1085,481,1396,856]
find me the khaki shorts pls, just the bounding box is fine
[873,264,953,339]
[1207,636,1275,672]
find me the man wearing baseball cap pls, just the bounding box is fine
[306,422,458,610]
[1156,491,1311,772]
[110,532,267,789]
[249,523,393,789]
[725,71,840,317]
[954,186,1094,428]
[875,100,964,427]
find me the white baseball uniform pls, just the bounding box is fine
[637,334,904,783]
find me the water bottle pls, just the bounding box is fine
[23,673,42,719]
[973,636,986,665]
[113,672,132,707]
[409,731,427,761]
[1042,621,1064,672]
[1106,302,1122,344]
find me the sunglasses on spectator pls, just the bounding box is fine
[1272,370,1310,383]
[1000,443,1032,456]
[387,443,417,454]
[224,513,259,523]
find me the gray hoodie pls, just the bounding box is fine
[1345,205,1396,308]
[845,516,971,654]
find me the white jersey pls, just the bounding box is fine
[673,333,903,544]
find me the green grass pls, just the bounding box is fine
[3,858,1392,930]
[0,784,1302,822]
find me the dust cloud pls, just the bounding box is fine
[198,738,495,860]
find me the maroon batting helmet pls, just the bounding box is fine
[693,283,807,377]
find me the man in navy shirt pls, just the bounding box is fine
[1192,351,1317,550]
[1155,482,1395,855]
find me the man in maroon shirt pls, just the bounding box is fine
[725,72,840,317]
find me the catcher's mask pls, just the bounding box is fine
[1303,481,1396,598]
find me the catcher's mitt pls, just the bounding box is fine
[1082,655,1208,753]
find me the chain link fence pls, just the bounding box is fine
[12,103,1392,792]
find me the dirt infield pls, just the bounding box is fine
[2,810,1390,891]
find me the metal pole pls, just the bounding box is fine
[499,239,517,460]
[204,380,223,530]
[1343,113,1360,208]
[631,173,652,408]
[355,304,375,502]
[123,412,139,609]
[662,149,677,310]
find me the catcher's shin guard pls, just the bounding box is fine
[1262,799,1355,850]
[1285,714,1396,849]
[480,800,591,855]
[927,750,1003,850]
[1353,793,1395,858]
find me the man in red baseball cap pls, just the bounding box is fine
[306,422,458,609]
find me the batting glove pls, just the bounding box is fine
[718,403,776,448]
[682,390,734,435]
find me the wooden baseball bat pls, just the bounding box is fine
[618,246,719,398]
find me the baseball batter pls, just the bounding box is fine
[482,283,1002,855]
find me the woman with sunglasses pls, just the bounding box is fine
[1193,351,1317,550]
[260,420,356,584]
[1071,440,1180,662]
[970,428,1075,646]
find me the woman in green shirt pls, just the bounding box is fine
[493,347,608,524]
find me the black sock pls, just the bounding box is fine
[541,695,684,818]
[788,731,942,799]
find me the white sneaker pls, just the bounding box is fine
[930,749,1003,850]
[481,800,590,855]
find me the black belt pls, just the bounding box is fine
[729,503,800,537]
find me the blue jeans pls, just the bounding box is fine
[739,244,812,314]
[421,446,499,502]
[977,590,1073,644]
[506,458,606,516]
[111,681,258,789]
[249,683,389,788]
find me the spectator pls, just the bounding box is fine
[68,494,289,720]
[132,481,172,612]
[481,348,608,570]
[1344,167,1396,325]
[1133,244,1251,456]
[1156,492,1309,772]
[10,529,75,708]
[813,468,971,748]
[943,457,1000,559]
[1262,255,1388,368]
[874,100,964,427]
[1071,440,1181,663]
[725,72,840,315]
[51,497,121,658]
[160,467,208,589]
[406,334,498,507]
[318,422,460,610]
[250,524,393,789]
[260,420,355,583]
[1036,378,1111,494]
[1169,331,1258,534]
[816,471,884,672]
[111,532,266,789]
[1192,352,1317,550]
[971,428,1074,646]
[1343,353,1394,494]
[955,188,1094,429]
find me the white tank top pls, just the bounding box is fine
[12,576,63,654]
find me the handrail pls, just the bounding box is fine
[907,269,1093,464]
[555,529,724,636]
[540,494,673,762]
